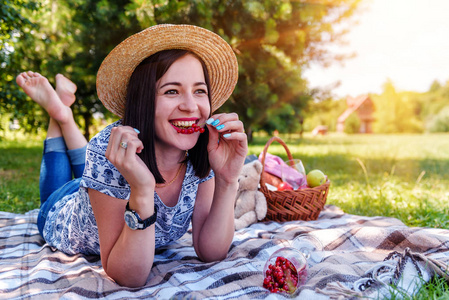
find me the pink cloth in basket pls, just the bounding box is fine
[258,153,307,188]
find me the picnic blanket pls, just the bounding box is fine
[1,205,449,299]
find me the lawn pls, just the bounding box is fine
[2,132,449,229]
[250,132,449,229]
[1,132,449,298]
[0,138,43,213]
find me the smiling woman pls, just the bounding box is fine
[15,24,248,288]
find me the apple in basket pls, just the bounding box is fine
[277,181,293,191]
[306,169,327,188]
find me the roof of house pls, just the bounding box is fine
[337,95,373,123]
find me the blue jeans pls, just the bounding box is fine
[37,137,86,237]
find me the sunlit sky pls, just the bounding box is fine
[303,0,449,98]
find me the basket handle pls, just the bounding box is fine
[259,136,294,188]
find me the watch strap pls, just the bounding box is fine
[125,202,158,230]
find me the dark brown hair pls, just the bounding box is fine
[123,49,211,183]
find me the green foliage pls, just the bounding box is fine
[426,106,449,132]
[216,0,362,138]
[421,80,449,117]
[372,80,423,133]
[1,0,362,141]
[0,0,40,132]
[303,97,347,132]
[421,80,449,133]
[343,112,360,134]
[0,0,39,48]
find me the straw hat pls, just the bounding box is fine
[96,24,238,117]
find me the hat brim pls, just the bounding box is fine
[96,24,238,118]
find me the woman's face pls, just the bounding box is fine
[154,54,211,151]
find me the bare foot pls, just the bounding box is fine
[55,73,77,107]
[16,71,70,123]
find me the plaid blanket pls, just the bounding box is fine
[1,205,449,299]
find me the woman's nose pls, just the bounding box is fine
[179,93,197,111]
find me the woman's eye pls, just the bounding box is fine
[195,89,207,94]
[165,89,178,95]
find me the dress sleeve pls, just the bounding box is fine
[79,121,130,200]
[198,169,215,184]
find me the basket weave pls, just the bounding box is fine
[259,137,330,222]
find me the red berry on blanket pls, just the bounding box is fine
[263,255,302,294]
[263,277,271,286]
[263,248,309,295]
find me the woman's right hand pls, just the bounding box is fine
[105,125,155,196]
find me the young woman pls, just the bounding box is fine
[16,24,247,287]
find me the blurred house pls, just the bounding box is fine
[312,125,328,136]
[337,95,375,133]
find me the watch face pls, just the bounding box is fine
[124,211,138,230]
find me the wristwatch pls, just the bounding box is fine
[124,202,158,230]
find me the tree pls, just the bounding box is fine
[3,0,362,140]
[2,0,142,138]
[193,0,362,140]
[303,97,347,132]
[373,80,422,133]
[0,0,40,132]
[422,79,449,132]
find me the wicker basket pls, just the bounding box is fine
[259,137,330,222]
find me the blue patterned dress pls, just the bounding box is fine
[42,120,214,255]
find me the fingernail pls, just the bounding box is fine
[206,118,214,125]
[223,133,231,138]
[212,119,220,126]
[134,128,140,134]
[216,124,225,130]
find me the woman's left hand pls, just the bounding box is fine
[206,113,248,183]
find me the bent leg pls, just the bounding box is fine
[68,145,87,178]
[54,73,87,150]
[16,71,87,150]
[17,71,88,236]
[39,137,72,203]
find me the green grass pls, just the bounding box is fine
[250,132,449,229]
[0,138,43,213]
[1,132,449,299]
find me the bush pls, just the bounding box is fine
[426,106,449,133]
[344,113,361,134]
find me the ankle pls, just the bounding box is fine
[53,105,74,125]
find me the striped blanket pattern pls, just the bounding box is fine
[1,205,449,299]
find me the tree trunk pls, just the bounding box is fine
[246,127,253,143]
